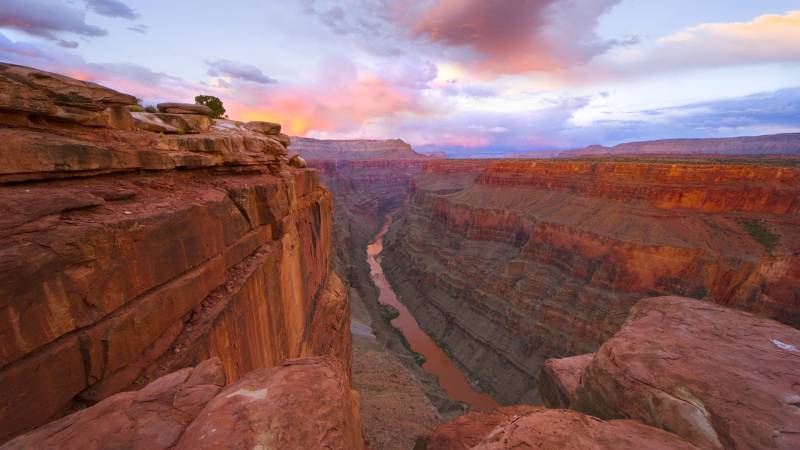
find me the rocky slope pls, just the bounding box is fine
[381,159,800,404]
[0,63,356,444]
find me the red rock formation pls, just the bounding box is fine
[381,159,800,404]
[571,296,800,450]
[424,407,698,449]
[176,356,365,450]
[0,64,352,443]
[2,356,367,450]
[424,405,539,450]
[538,353,593,409]
[1,358,226,450]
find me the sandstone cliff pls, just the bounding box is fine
[381,159,800,404]
[0,64,354,443]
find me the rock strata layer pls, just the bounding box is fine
[0,64,352,443]
[381,159,800,404]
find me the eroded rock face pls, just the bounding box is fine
[469,409,700,450]
[539,353,593,409]
[381,159,800,404]
[0,64,351,443]
[571,296,800,450]
[176,356,366,450]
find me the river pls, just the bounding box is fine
[367,213,499,411]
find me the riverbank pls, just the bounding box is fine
[368,214,499,411]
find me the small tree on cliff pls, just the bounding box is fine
[195,95,227,118]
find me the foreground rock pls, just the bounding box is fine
[467,409,699,450]
[0,64,349,443]
[2,358,226,450]
[539,353,593,408]
[572,296,800,450]
[424,405,539,450]
[177,357,365,449]
[2,356,366,450]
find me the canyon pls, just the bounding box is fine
[1,63,799,450]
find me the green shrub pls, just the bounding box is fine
[195,95,227,118]
[740,220,779,253]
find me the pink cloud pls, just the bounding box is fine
[412,0,621,75]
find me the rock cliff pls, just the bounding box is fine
[381,159,800,404]
[0,64,354,444]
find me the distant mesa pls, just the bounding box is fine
[514,133,800,158]
[290,136,444,160]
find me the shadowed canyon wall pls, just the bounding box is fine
[0,63,351,443]
[381,159,799,404]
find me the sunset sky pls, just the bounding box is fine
[1,0,799,156]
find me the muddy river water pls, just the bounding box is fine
[367,214,498,411]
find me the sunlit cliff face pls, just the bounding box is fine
[1,0,799,156]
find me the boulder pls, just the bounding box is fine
[1,358,226,450]
[156,102,212,116]
[471,409,699,450]
[244,120,281,135]
[425,406,539,450]
[573,296,800,450]
[539,353,593,408]
[274,132,291,147]
[175,356,366,450]
[289,154,307,168]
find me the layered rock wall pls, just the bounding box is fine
[381,160,800,404]
[0,64,351,443]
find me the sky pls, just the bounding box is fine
[0,0,799,157]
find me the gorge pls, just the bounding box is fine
[1,63,799,450]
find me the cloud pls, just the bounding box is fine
[610,10,800,75]
[84,0,137,20]
[206,59,277,85]
[126,24,148,34]
[559,87,800,147]
[224,57,433,135]
[412,0,622,74]
[0,0,107,43]
[0,31,43,58]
